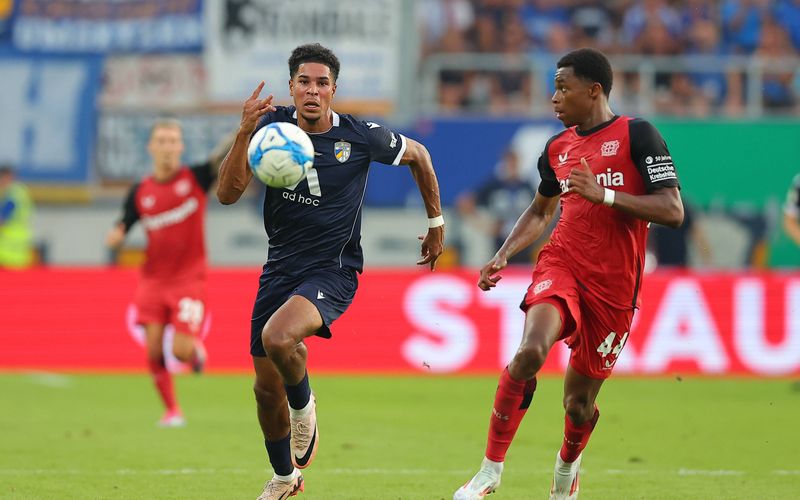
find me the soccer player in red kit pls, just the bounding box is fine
[454,48,684,500]
[106,119,231,427]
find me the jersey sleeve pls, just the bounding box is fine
[784,174,800,218]
[190,161,216,192]
[119,183,141,233]
[628,118,681,193]
[361,121,407,166]
[537,150,561,197]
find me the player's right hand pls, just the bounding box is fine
[105,225,126,250]
[478,254,507,291]
[239,81,277,135]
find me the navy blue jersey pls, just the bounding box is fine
[255,106,407,275]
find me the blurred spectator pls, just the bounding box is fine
[649,200,713,268]
[655,72,713,116]
[721,0,773,53]
[570,1,618,50]
[419,0,475,57]
[457,149,539,264]
[686,19,728,106]
[519,0,571,46]
[755,20,798,109]
[679,0,720,31]
[783,173,800,247]
[775,0,800,50]
[622,0,683,46]
[0,165,34,269]
[427,0,800,116]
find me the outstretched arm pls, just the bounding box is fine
[568,158,684,228]
[217,82,276,205]
[478,192,559,291]
[400,138,444,270]
[208,131,237,176]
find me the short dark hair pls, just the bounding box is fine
[288,43,341,82]
[557,48,613,97]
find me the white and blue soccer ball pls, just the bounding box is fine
[247,122,314,188]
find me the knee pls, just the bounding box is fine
[261,329,295,363]
[513,341,550,375]
[171,344,192,363]
[563,393,594,426]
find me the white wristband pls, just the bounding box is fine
[602,188,615,207]
[428,215,445,228]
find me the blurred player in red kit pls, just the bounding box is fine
[107,119,231,427]
[454,48,684,499]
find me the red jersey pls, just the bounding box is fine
[119,163,215,282]
[536,116,680,310]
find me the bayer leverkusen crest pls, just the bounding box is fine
[334,141,351,163]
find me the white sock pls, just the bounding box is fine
[289,397,313,418]
[481,456,504,474]
[273,468,298,482]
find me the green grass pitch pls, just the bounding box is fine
[0,373,797,499]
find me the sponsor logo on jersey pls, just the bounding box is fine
[557,168,625,192]
[142,195,156,209]
[174,178,191,197]
[317,291,326,299]
[558,152,569,164]
[601,140,620,157]
[334,141,351,163]
[390,133,397,149]
[141,197,198,230]
[595,168,625,187]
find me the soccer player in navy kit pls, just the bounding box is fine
[216,43,445,499]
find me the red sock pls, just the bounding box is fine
[147,357,177,412]
[559,406,600,463]
[485,367,537,462]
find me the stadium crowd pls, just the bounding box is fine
[420,0,800,115]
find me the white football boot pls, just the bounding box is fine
[256,469,304,500]
[549,452,581,500]
[454,457,503,499]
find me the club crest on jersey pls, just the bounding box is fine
[334,141,351,163]
[601,140,620,157]
[174,178,191,196]
[142,195,156,209]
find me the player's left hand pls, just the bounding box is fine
[417,226,444,271]
[568,158,604,204]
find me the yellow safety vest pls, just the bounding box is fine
[0,183,34,268]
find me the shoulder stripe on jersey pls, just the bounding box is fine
[338,169,369,268]
[392,134,407,166]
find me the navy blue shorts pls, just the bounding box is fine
[250,266,358,357]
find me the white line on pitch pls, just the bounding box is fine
[0,468,797,477]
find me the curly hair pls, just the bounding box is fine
[288,43,341,82]
[557,48,613,97]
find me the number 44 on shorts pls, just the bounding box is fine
[596,331,629,368]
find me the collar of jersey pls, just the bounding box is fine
[291,109,340,134]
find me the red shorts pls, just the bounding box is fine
[134,278,206,336]
[522,258,634,380]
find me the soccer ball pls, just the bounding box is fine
[247,122,314,188]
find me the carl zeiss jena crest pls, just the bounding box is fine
[334,141,351,163]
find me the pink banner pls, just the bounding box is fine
[1,268,798,375]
